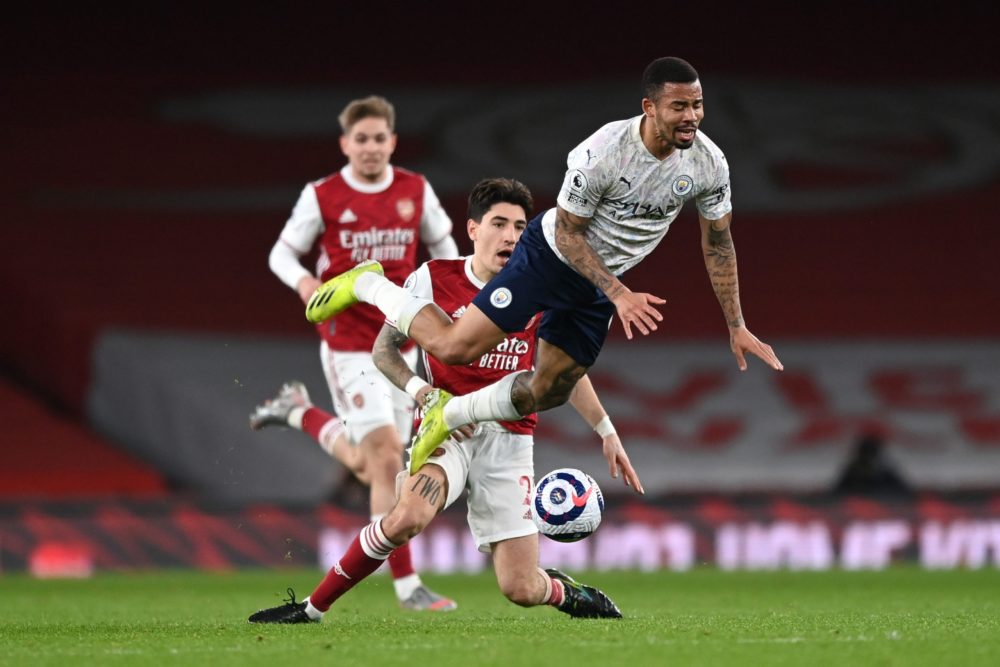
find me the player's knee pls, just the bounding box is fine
[380,502,433,543]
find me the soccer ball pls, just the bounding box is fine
[531,468,604,542]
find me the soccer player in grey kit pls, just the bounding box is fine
[306,56,784,473]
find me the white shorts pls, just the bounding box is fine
[418,421,537,553]
[320,343,417,444]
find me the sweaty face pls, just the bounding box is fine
[468,203,528,282]
[646,81,704,151]
[340,116,396,183]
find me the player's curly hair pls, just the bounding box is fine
[339,95,395,133]
[467,177,533,222]
[642,57,699,101]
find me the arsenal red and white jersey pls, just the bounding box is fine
[278,165,453,351]
[405,257,539,435]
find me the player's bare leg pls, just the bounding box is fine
[249,464,454,623]
[439,339,585,437]
[326,436,369,485]
[378,464,457,611]
[359,425,456,611]
[379,464,448,543]
[492,533,622,618]
[411,339,587,474]
[509,339,588,414]
[492,534,548,606]
[406,303,506,366]
[250,381,369,483]
[359,425,404,519]
[309,262,506,365]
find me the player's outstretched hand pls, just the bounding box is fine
[602,434,644,495]
[613,289,666,340]
[730,326,783,371]
[449,424,476,442]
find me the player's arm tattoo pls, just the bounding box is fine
[701,213,745,329]
[553,207,625,300]
[372,324,418,391]
[409,473,443,507]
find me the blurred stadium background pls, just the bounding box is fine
[2,2,999,578]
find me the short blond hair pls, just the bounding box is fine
[338,95,395,133]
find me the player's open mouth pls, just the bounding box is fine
[676,126,697,141]
[497,250,512,264]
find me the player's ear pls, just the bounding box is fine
[641,97,656,117]
[467,218,479,242]
[339,133,350,156]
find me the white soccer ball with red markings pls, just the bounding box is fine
[531,468,604,542]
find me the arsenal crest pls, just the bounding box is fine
[396,198,415,221]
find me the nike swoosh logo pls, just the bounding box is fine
[571,486,593,507]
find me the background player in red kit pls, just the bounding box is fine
[248,178,644,623]
[252,95,459,611]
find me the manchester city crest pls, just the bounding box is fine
[671,175,694,196]
[490,287,513,309]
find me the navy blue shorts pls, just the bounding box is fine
[471,213,615,368]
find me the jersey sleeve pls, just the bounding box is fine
[268,239,312,290]
[695,155,733,220]
[402,262,434,301]
[556,135,614,219]
[279,185,324,253]
[419,180,454,245]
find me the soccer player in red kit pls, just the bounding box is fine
[248,178,644,623]
[251,95,459,611]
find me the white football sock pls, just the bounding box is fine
[354,273,432,335]
[286,406,306,430]
[395,296,435,336]
[443,371,524,428]
[303,597,325,621]
[393,573,422,600]
[359,517,399,560]
[318,418,346,458]
[352,271,384,302]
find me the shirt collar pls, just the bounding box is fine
[340,164,394,193]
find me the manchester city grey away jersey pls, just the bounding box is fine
[543,115,732,276]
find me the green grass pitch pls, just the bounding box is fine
[1,568,998,666]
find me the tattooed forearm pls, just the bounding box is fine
[553,208,624,299]
[409,473,443,506]
[372,324,418,391]
[702,216,744,329]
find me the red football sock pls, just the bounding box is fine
[301,407,336,441]
[309,520,397,612]
[387,541,415,579]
